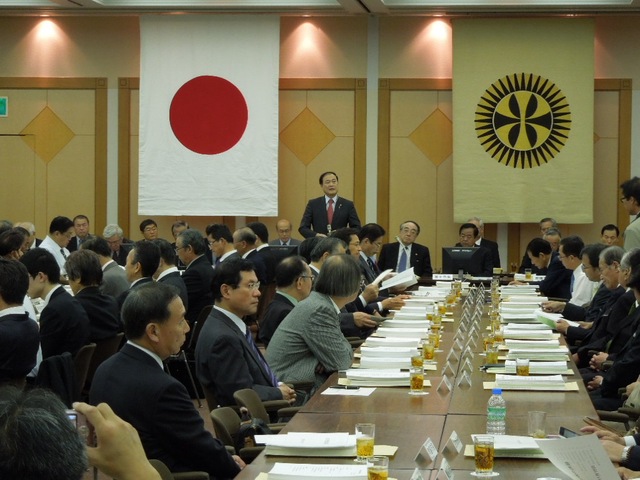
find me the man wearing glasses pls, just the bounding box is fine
[195,257,296,407]
[377,221,433,277]
[620,177,640,250]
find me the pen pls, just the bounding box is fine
[329,385,360,390]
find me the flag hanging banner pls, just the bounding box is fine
[452,18,594,223]
[139,15,280,216]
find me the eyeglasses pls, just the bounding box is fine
[298,275,314,281]
[234,282,261,292]
[208,239,219,246]
[175,245,186,253]
[621,196,629,203]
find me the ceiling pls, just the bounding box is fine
[1,0,639,16]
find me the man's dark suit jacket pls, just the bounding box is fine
[158,271,189,312]
[377,241,433,277]
[195,307,283,407]
[90,343,240,478]
[40,287,90,359]
[563,283,618,324]
[67,234,95,253]
[478,238,500,269]
[535,253,572,300]
[0,312,39,382]
[298,196,361,238]
[74,286,121,341]
[518,252,548,275]
[597,320,640,400]
[245,250,268,286]
[258,292,295,346]
[182,255,214,324]
[255,247,277,284]
[111,242,132,267]
[117,277,154,311]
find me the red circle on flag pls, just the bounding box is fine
[169,75,248,155]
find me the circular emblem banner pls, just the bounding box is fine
[475,73,571,169]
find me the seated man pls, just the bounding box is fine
[195,258,296,407]
[468,216,501,269]
[378,221,432,277]
[176,229,214,324]
[206,223,238,266]
[0,259,39,386]
[81,236,130,299]
[269,219,301,246]
[152,238,189,311]
[232,227,267,285]
[67,214,94,252]
[90,282,244,477]
[514,238,572,300]
[601,224,619,246]
[518,217,557,274]
[266,255,358,391]
[20,248,89,358]
[557,235,598,307]
[39,216,75,280]
[65,250,121,342]
[118,240,160,310]
[139,219,158,241]
[258,256,313,346]
[454,223,493,277]
[103,224,131,267]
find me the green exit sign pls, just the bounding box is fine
[0,97,6,117]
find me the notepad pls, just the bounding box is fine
[257,433,356,457]
[464,435,545,458]
[267,462,367,479]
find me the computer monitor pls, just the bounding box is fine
[442,247,487,277]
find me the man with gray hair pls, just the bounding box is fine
[266,254,359,390]
[103,224,131,267]
[176,229,214,324]
[467,216,500,269]
[232,227,267,285]
[81,236,130,299]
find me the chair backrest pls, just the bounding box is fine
[86,332,124,385]
[73,343,96,401]
[202,383,220,414]
[233,388,270,424]
[186,304,213,352]
[210,407,242,448]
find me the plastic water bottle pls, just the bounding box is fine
[486,387,506,435]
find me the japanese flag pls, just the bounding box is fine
[139,15,280,216]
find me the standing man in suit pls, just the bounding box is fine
[67,215,94,253]
[621,177,640,250]
[118,240,159,310]
[0,259,39,386]
[152,239,188,312]
[65,250,121,342]
[176,229,214,325]
[467,216,501,269]
[81,237,130,299]
[299,171,361,238]
[90,282,244,477]
[266,255,358,390]
[378,221,433,277]
[20,248,89,359]
[195,258,296,407]
[269,219,301,246]
[259,256,313,346]
[103,224,132,267]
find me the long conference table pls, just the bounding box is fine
[234,298,600,480]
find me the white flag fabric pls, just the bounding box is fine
[139,16,280,216]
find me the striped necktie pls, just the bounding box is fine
[245,328,279,387]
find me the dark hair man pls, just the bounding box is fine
[20,248,89,358]
[90,282,244,477]
[65,250,121,342]
[205,223,238,266]
[601,224,620,246]
[39,216,74,279]
[195,258,296,406]
[299,171,361,238]
[152,238,188,311]
[176,229,214,324]
[67,215,94,252]
[139,219,158,241]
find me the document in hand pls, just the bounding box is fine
[256,432,356,457]
[534,434,619,480]
[381,267,418,290]
[267,462,367,480]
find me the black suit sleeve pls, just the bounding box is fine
[299,200,318,239]
[152,380,240,478]
[346,202,361,230]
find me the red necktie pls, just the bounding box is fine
[327,198,334,225]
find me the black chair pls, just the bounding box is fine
[83,332,124,393]
[210,407,264,463]
[72,343,96,402]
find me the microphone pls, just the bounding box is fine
[396,236,409,250]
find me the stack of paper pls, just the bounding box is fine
[503,329,556,340]
[360,346,419,358]
[467,435,544,458]
[504,339,560,349]
[267,463,367,480]
[500,285,539,295]
[359,357,411,369]
[389,311,428,320]
[257,433,356,457]
[503,360,569,374]
[346,368,410,386]
[381,267,417,290]
[364,337,421,348]
[503,323,552,331]
[536,309,580,329]
[506,348,569,361]
[495,374,566,390]
[380,319,431,328]
[376,327,430,338]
